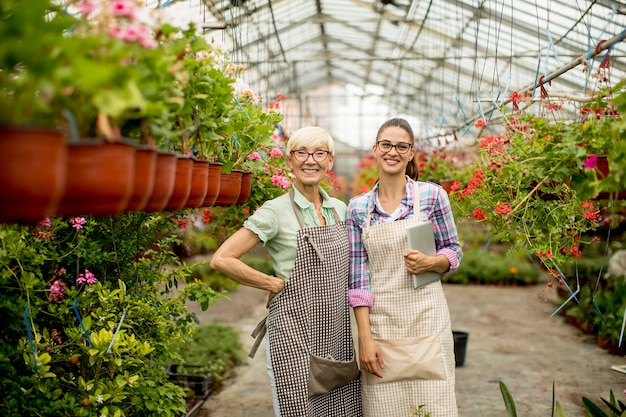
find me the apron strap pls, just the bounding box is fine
[248,314,268,358]
[365,179,422,232]
[288,187,338,262]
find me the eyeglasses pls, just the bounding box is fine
[290,149,330,162]
[376,141,413,154]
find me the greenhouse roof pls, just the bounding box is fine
[160,0,626,142]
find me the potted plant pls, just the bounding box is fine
[450,83,626,268]
[0,0,77,223]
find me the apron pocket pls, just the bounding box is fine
[362,334,446,385]
[308,353,360,397]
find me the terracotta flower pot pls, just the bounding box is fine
[214,170,243,207]
[201,162,222,207]
[125,146,158,212]
[143,152,177,213]
[183,159,209,209]
[57,141,136,217]
[236,171,253,205]
[0,126,68,224]
[164,156,193,211]
[594,155,626,199]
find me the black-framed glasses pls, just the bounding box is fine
[376,141,413,154]
[290,149,330,162]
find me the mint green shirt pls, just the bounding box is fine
[243,186,347,282]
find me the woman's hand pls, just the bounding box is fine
[265,277,285,307]
[359,337,384,378]
[403,250,451,274]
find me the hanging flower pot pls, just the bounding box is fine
[183,159,209,209]
[594,155,626,200]
[236,171,253,205]
[213,169,242,207]
[57,141,135,217]
[164,155,193,211]
[143,152,177,213]
[201,162,222,207]
[0,126,68,224]
[125,146,158,212]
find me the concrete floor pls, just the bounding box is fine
[187,282,626,417]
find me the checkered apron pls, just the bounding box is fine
[266,190,362,416]
[361,183,457,417]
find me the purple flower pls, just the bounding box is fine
[70,217,87,230]
[583,154,598,169]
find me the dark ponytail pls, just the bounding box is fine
[376,118,418,180]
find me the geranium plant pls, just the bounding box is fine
[0,213,224,416]
[450,88,621,267]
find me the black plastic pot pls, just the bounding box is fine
[453,331,469,367]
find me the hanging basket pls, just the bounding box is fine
[125,146,158,212]
[57,141,135,217]
[0,126,68,224]
[594,155,626,200]
[201,162,222,207]
[183,159,209,209]
[213,169,242,207]
[143,152,177,213]
[236,171,253,205]
[164,156,193,211]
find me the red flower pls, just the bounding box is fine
[495,202,512,215]
[472,208,486,220]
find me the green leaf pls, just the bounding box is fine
[583,397,609,417]
[499,381,517,417]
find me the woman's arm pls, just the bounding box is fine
[210,227,284,294]
[353,306,383,378]
[404,184,462,275]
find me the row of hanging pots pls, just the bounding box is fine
[0,126,252,224]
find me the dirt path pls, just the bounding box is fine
[188,282,626,417]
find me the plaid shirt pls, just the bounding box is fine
[347,178,463,307]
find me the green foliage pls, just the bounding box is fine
[498,380,617,417]
[0,213,225,416]
[177,324,243,385]
[444,245,540,286]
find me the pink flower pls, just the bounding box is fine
[271,174,291,189]
[139,35,158,49]
[110,0,137,19]
[75,0,98,16]
[49,280,66,303]
[267,147,283,159]
[247,152,262,161]
[77,269,97,285]
[264,164,270,171]
[583,154,598,169]
[119,25,141,42]
[38,217,51,227]
[70,217,86,230]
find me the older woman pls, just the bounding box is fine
[210,126,362,417]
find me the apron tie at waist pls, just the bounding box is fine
[304,234,325,261]
[249,314,268,358]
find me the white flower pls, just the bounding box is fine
[96,394,104,404]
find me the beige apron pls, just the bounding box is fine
[254,189,362,417]
[361,182,457,417]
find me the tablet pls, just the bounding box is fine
[406,221,442,288]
